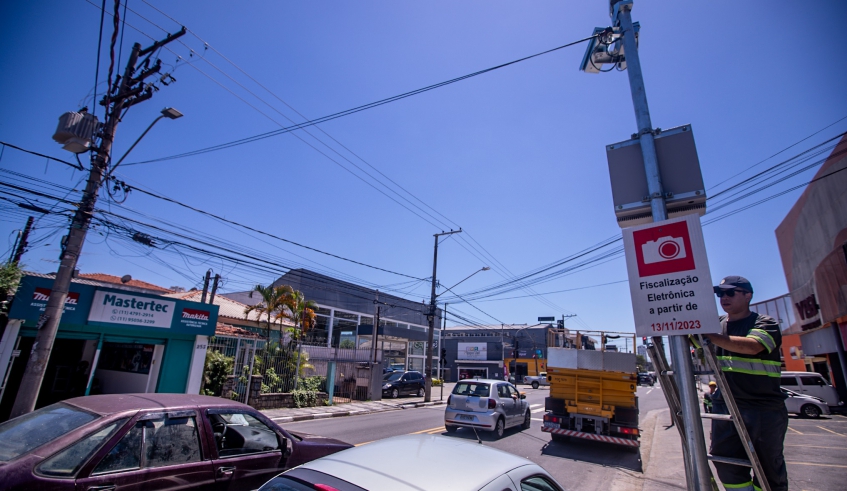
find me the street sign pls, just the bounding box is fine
[622,214,721,336]
[537,316,555,322]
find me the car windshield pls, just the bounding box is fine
[0,403,98,462]
[386,372,404,382]
[453,382,491,397]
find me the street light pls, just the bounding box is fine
[109,107,183,174]
[437,267,490,299]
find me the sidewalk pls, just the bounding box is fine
[638,408,695,491]
[261,383,454,423]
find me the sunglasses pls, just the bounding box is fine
[714,288,749,298]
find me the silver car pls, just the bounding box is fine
[783,387,831,418]
[445,379,530,438]
[258,434,564,491]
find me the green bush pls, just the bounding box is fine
[431,378,443,386]
[202,350,234,396]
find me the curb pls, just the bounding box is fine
[270,400,445,423]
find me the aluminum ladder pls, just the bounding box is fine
[648,336,771,491]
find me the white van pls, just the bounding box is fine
[780,371,844,409]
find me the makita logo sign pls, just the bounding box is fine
[33,287,80,305]
[182,308,210,321]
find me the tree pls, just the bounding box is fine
[0,261,23,320]
[280,289,317,342]
[636,354,647,372]
[244,284,294,340]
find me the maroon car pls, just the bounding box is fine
[0,393,352,490]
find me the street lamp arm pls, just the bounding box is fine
[109,107,183,176]
[437,283,504,325]
[435,266,490,299]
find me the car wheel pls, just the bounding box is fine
[445,425,458,433]
[522,411,531,430]
[391,388,399,399]
[494,417,505,439]
[532,381,540,390]
[551,433,569,443]
[801,404,822,419]
[418,387,425,397]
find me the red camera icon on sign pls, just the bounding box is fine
[641,236,687,264]
[633,221,696,277]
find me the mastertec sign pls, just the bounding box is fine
[622,214,721,337]
[9,275,217,336]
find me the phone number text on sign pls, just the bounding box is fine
[622,215,721,337]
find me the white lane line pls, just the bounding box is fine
[530,404,544,409]
[646,388,654,396]
[532,418,544,421]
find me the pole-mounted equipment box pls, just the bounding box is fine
[606,124,706,228]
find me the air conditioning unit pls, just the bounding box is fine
[52,111,99,153]
[606,124,707,228]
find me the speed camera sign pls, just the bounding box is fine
[622,214,721,336]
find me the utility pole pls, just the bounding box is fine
[424,229,462,402]
[208,274,221,304]
[200,270,212,304]
[368,291,381,401]
[608,1,711,488]
[10,216,34,264]
[10,28,185,418]
[440,302,447,400]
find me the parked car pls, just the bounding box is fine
[445,379,530,438]
[782,387,831,419]
[382,370,425,398]
[780,371,844,411]
[637,372,655,386]
[523,372,549,389]
[257,434,564,491]
[0,393,352,491]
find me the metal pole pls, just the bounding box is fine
[441,303,447,400]
[11,216,34,264]
[616,3,711,489]
[424,229,461,402]
[208,274,220,304]
[200,270,211,304]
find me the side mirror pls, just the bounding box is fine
[282,437,292,458]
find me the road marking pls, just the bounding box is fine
[532,418,544,421]
[354,440,373,447]
[646,388,654,395]
[786,461,847,468]
[785,444,847,450]
[530,404,543,409]
[816,425,846,437]
[787,426,803,435]
[411,426,446,435]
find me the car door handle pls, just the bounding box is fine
[87,486,116,491]
[217,466,236,476]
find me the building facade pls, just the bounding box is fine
[775,135,847,400]
[223,269,442,374]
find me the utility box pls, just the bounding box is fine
[52,111,99,154]
[606,124,706,228]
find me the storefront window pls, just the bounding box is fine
[332,318,358,348]
[334,310,358,322]
[98,343,154,374]
[409,358,424,372]
[360,316,373,326]
[306,315,330,345]
[409,341,425,356]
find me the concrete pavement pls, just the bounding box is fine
[261,383,454,423]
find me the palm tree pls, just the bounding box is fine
[244,284,293,340]
[278,289,318,389]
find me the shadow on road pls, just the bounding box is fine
[540,437,643,473]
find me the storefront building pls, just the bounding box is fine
[775,134,847,401]
[0,273,218,421]
[441,324,552,382]
[222,269,441,374]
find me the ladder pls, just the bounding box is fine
[648,336,771,491]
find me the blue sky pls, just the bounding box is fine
[1,1,845,338]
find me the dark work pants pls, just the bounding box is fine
[711,401,788,491]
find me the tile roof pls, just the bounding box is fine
[215,323,263,339]
[164,290,294,326]
[77,273,174,294]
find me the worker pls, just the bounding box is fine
[703,381,716,413]
[705,276,787,491]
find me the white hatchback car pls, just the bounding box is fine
[258,434,564,491]
[783,387,830,418]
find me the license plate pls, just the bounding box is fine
[457,414,475,421]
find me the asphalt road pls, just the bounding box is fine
[279,384,667,489]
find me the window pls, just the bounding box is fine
[92,415,202,475]
[409,341,425,356]
[780,376,798,386]
[521,475,561,491]
[0,403,97,463]
[37,419,126,477]
[800,376,826,386]
[453,382,490,397]
[497,384,510,398]
[210,412,280,457]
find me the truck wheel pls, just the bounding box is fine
[522,411,531,430]
[801,404,822,419]
[551,433,569,443]
[532,381,539,390]
[495,417,505,439]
